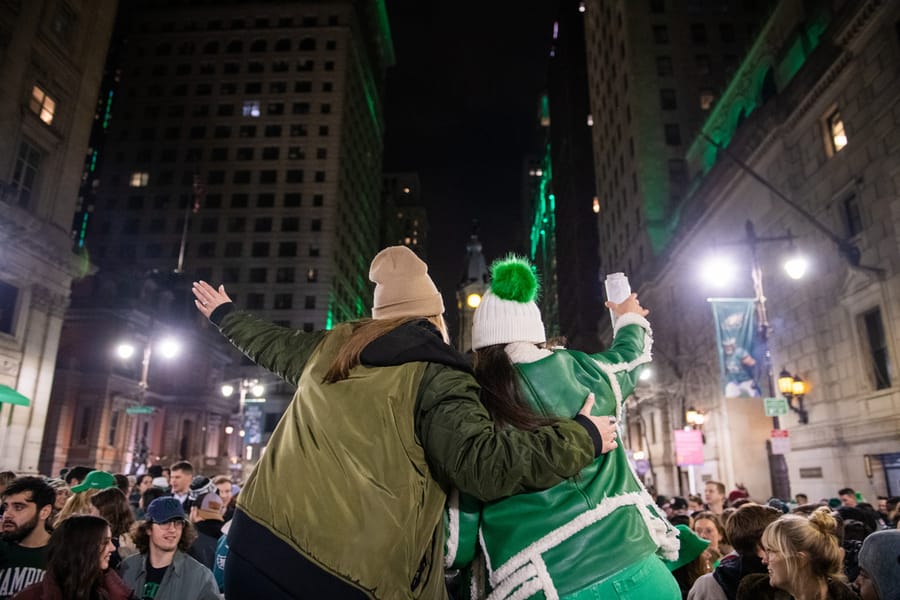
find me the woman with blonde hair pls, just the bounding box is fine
[758,507,858,599]
[53,488,99,526]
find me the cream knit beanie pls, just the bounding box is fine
[471,256,546,349]
[369,246,444,319]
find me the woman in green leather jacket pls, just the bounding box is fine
[446,256,681,600]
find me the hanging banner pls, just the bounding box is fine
[709,298,761,398]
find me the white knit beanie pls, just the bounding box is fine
[369,246,444,319]
[471,256,546,350]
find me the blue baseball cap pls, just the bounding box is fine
[145,497,186,524]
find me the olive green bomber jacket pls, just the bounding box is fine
[211,307,601,598]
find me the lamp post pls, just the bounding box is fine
[221,378,265,480]
[116,336,180,474]
[704,220,808,500]
[777,369,810,424]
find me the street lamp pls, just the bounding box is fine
[116,336,181,473]
[777,369,810,424]
[221,378,266,479]
[703,220,805,501]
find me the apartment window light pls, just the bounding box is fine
[827,108,847,153]
[242,100,261,117]
[30,85,56,125]
[129,172,150,187]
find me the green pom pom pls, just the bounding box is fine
[490,255,539,303]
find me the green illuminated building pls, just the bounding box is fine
[582,0,772,284]
[83,0,395,332]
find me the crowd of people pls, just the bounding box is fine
[2,246,898,599]
[0,462,232,599]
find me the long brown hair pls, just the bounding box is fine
[473,344,557,431]
[323,316,447,383]
[90,488,135,538]
[45,515,111,600]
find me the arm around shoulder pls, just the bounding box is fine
[415,363,595,502]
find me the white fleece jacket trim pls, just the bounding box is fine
[504,342,553,364]
[612,312,651,337]
[592,327,653,422]
[445,488,460,568]
[484,490,678,595]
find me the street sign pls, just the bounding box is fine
[674,429,705,466]
[770,429,791,455]
[126,406,155,415]
[764,396,788,417]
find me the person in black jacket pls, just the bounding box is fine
[187,492,224,570]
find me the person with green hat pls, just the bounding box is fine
[70,471,116,494]
[668,525,715,598]
[446,255,680,599]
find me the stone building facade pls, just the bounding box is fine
[0,0,117,473]
[627,0,900,501]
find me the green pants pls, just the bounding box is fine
[561,554,681,600]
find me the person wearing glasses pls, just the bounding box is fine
[118,497,217,600]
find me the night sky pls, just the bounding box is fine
[383,1,556,330]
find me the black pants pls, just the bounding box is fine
[224,510,371,599]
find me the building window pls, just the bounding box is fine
[10,139,41,207]
[279,242,297,257]
[0,281,18,334]
[664,124,681,145]
[660,89,677,110]
[231,194,249,209]
[861,308,892,389]
[690,23,707,44]
[826,108,848,154]
[656,56,673,76]
[306,268,318,283]
[281,217,299,231]
[284,193,301,207]
[249,268,267,283]
[257,193,275,207]
[305,295,316,309]
[652,25,669,44]
[222,267,240,283]
[242,101,261,117]
[254,217,272,232]
[843,194,862,237]
[310,219,322,232]
[276,267,295,283]
[246,293,265,310]
[76,406,93,445]
[224,242,242,257]
[262,147,279,160]
[700,89,716,110]
[129,172,149,187]
[286,170,304,183]
[274,294,293,309]
[29,85,57,125]
[720,23,735,43]
[696,54,711,75]
[227,217,246,232]
[251,242,269,257]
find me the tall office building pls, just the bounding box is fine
[38,0,396,473]
[583,0,770,285]
[0,0,117,472]
[547,1,601,352]
[382,172,428,259]
[84,0,395,331]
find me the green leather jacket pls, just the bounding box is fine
[213,310,603,599]
[446,313,679,599]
